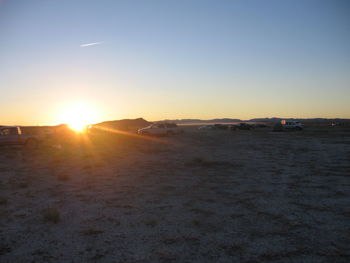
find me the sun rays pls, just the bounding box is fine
[59,102,99,132]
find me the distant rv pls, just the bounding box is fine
[281,120,304,130]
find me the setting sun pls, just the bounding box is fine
[59,102,99,132]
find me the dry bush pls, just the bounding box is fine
[82,164,92,170]
[91,253,105,260]
[57,173,69,181]
[5,154,15,159]
[0,197,7,205]
[143,219,158,227]
[219,243,246,256]
[230,213,244,219]
[192,219,201,226]
[272,123,284,132]
[94,161,105,167]
[139,146,172,154]
[296,146,311,153]
[156,249,178,262]
[42,207,60,223]
[80,228,103,236]
[189,208,215,216]
[82,153,94,159]
[18,182,29,188]
[185,157,236,168]
[51,155,62,164]
[161,237,180,245]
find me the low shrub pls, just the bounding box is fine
[42,207,60,223]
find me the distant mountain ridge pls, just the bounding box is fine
[155,118,241,123]
[1,117,349,129]
[155,118,350,124]
[94,118,152,131]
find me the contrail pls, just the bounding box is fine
[80,41,103,47]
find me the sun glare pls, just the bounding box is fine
[59,102,98,132]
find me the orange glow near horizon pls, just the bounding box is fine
[93,125,183,146]
[58,102,100,132]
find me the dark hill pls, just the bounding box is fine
[94,118,152,131]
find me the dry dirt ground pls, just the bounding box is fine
[0,127,349,262]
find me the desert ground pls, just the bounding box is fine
[0,125,349,262]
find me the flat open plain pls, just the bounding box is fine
[0,126,349,262]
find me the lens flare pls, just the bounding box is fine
[59,102,98,132]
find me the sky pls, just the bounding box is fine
[0,0,349,125]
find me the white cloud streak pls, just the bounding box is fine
[80,41,103,47]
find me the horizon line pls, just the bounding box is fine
[1,116,350,127]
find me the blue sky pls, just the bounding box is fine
[0,0,349,125]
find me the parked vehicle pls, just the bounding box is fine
[199,124,229,130]
[198,125,215,130]
[272,123,284,132]
[138,123,183,136]
[281,120,304,130]
[213,124,229,130]
[231,123,254,130]
[253,123,268,128]
[331,122,346,127]
[0,126,44,147]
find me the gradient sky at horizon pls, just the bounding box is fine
[0,0,349,125]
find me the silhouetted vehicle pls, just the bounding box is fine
[272,123,284,132]
[198,125,215,130]
[213,124,229,130]
[254,124,268,128]
[231,123,254,130]
[0,126,44,147]
[281,120,303,130]
[138,123,183,136]
[331,122,346,127]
